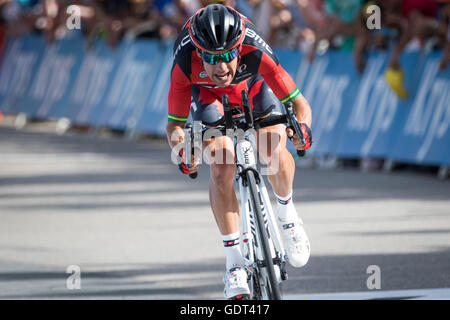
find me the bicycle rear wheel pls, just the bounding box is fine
[246,170,282,300]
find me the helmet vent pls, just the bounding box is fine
[215,25,222,46]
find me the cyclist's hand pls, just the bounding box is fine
[286,123,312,151]
[178,148,199,175]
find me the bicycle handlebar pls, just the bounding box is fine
[183,123,198,179]
[239,90,306,158]
[284,102,306,157]
[183,91,307,179]
[241,90,254,129]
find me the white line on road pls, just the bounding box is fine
[286,287,450,300]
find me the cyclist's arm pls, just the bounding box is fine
[166,63,191,150]
[166,76,201,174]
[258,54,312,128]
[288,92,312,129]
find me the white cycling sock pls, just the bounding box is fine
[222,231,244,270]
[275,191,297,221]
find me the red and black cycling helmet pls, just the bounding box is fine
[188,4,246,52]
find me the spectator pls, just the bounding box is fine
[353,0,396,74]
[384,0,444,99]
[246,0,272,38]
[83,0,163,47]
[296,0,326,28]
[0,0,41,37]
[267,0,294,47]
[123,1,162,40]
[292,0,325,52]
[388,0,440,70]
[244,0,297,47]
[272,1,297,47]
[306,0,365,64]
[152,0,196,40]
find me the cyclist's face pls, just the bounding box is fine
[201,50,238,87]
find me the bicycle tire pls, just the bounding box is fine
[246,170,282,300]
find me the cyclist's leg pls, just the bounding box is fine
[191,85,250,298]
[258,124,295,197]
[191,85,240,239]
[205,136,239,237]
[248,79,311,268]
[245,77,295,196]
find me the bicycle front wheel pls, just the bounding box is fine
[247,170,282,300]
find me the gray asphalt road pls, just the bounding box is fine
[0,124,449,300]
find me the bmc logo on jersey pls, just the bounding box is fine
[245,28,273,55]
[174,35,191,57]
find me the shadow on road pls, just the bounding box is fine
[1,127,449,299]
[1,248,449,299]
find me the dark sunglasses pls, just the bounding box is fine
[200,47,240,65]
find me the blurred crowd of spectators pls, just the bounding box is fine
[0,0,449,85]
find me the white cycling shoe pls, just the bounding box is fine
[223,266,250,299]
[278,216,310,268]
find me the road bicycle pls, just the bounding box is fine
[183,90,306,300]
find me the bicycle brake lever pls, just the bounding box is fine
[241,90,253,128]
[222,94,233,130]
[184,123,198,179]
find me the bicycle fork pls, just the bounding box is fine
[236,137,288,298]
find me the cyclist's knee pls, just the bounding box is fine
[257,125,286,163]
[210,163,235,189]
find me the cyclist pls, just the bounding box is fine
[166,4,313,299]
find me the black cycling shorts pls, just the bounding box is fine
[190,75,284,127]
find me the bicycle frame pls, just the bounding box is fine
[235,130,288,299]
[183,90,306,300]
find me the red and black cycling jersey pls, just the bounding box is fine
[168,12,300,123]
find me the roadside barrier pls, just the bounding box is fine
[0,35,448,166]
